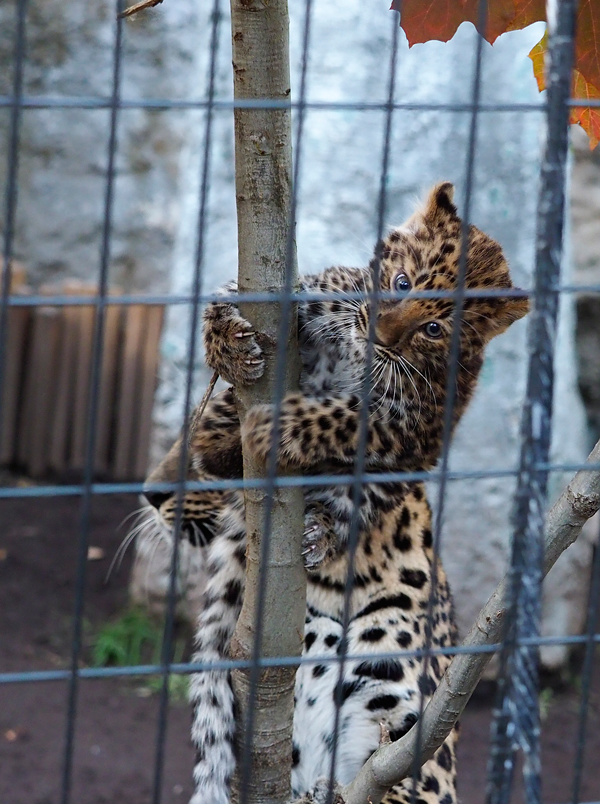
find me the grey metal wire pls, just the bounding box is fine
[60,2,124,800]
[3,284,599,309]
[148,3,222,802]
[1,0,598,802]
[325,15,400,804]
[486,2,580,802]
[2,460,600,501]
[0,0,27,501]
[2,631,599,687]
[1,93,599,111]
[409,1,487,799]
[0,96,547,112]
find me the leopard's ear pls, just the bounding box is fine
[485,293,530,340]
[403,182,459,232]
[422,182,458,222]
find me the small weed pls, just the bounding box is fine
[93,608,161,668]
[92,608,190,702]
[539,686,554,721]
[144,639,190,702]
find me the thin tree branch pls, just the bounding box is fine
[340,437,600,804]
[188,370,219,444]
[118,0,163,19]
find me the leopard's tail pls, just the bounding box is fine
[189,493,246,804]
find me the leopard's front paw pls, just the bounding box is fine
[302,508,338,571]
[204,306,265,386]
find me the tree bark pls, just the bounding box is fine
[340,437,600,804]
[228,1,306,804]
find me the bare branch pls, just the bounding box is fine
[188,370,219,443]
[340,437,600,804]
[118,0,163,20]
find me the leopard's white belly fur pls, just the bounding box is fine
[185,483,458,804]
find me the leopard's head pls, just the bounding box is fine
[354,182,529,418]
[142,418,231,546]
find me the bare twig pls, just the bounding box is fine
[188,369,219,444]
[339,437,600,804]
[118,0,163,20]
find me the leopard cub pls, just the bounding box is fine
[143,183,529,804]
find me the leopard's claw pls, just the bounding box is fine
[302,509,338,571]
[204,308,265,385]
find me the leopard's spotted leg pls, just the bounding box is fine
[241,394,426,472]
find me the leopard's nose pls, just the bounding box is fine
[374,323,395,348]
[144,491,171,510]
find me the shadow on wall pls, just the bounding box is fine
[577,294,600,443]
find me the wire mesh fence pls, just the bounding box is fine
[1,0,600,804]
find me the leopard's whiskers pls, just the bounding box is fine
[117,505,150,532]
[106,509,156,582]
[143,534,168,610]
[400,356,438,411]
[399,356,423,424]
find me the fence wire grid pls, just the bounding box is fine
[1,1,600,804]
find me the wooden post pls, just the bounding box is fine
[20,306,62,477]
[133,304,163,479]
[113,303,145,479]
[94,293,122,476]
[0,260,29,465]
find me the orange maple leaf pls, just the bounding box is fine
[394,0,600,149]
[530,33,600,150]
[571,70,600,150]
[577,2,600,91]
[393,0,545,45]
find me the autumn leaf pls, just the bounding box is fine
[571,70,600,150]
[530,33,600,150]
[392,0,600,149]
[392,0,545,46]
[577,1,600,92]
[528,31,546,91]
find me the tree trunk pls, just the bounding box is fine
[228,1,306,803]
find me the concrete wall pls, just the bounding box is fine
[0,0,202,292]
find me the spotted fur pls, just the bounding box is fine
[142,183,529,804]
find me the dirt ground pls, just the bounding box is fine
[1,491,599,804]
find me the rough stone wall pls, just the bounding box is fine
[0,0,201,292]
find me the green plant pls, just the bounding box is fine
[93,607,161,668]
[539,687,554,722]
[145,637,190,703]
[93,608,190,702]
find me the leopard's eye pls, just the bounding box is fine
[393,273,411,294]
[423,321,442,339]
